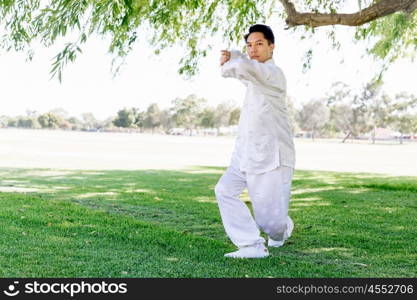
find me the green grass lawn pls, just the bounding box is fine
[0,167,416,277]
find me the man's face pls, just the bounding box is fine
[246,32,275,63]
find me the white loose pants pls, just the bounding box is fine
[215,157,294,248]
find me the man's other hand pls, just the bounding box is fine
[220,50,231,66]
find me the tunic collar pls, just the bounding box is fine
[264,57,275,65]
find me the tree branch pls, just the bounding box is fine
[279,0,417,28]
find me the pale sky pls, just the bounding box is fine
[1,9,416,120]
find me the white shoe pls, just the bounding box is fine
[224,243,269,258]
[268,216,294,248]
[268,238,285,247]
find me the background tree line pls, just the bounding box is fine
[0,94,241,136]
[2,82,417,142]
[111,94,241,135]
[292,80,417,143]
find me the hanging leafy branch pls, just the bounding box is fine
[0,0,416,82]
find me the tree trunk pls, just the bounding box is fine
[372,125,376,144]
[342,131,351,143]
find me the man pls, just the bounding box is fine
[215,24,296,258]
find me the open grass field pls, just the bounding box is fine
[0,167,416,277]
[1,128,416,176]
[0,129,416,277]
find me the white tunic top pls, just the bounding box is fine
[221,50,296,174]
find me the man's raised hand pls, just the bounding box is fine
[220,50,231,66]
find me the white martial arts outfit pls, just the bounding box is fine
[215,50,296,248]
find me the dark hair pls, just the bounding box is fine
[244,24,275,45]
